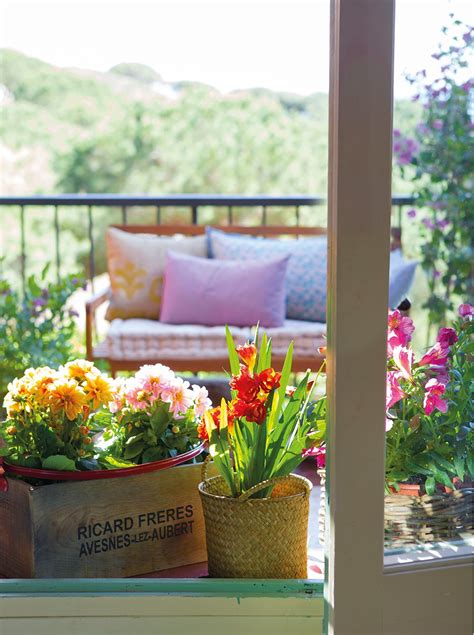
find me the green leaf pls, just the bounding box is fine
[150,404,170,437]
[42,455,77,471]
[101,455,136,469]
[225,325,240,377]
[123,441,145,459]
[425,476,436,495]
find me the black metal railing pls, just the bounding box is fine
[0,194,415,292]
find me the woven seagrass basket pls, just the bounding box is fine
[318,469,474,547]
[199,462,312,578]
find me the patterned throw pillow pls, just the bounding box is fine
[207,227,328,322]
[105,228,207,320]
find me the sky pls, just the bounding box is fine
[0,0,472,97]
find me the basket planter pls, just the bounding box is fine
[199,472,312,578]
[0,445,215,578]
[317,469,474,548]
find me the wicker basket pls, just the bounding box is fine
[199,463,312,578]
[317,469,474,548]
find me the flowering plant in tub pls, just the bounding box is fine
[385,303,474,495]
[198,327,326,497]
[101,364,212,467]
[1,360,114,471]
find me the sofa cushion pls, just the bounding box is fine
[100,319,326,361]
[207,227,328,323]
[105,227,207,320]
[160,251,289,328]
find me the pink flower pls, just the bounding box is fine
[423,379,448,416]
[386,371,406,409]
[407,208,417,219]
[458,303,474,318]
[437,327,458,347]
[432,119,443,130]
[125,379,150,411]
[192,385,212,417]
[161,378,194,417]
[387,310,415,355]
[136,364,173,399]
[304,445,326,469]
[418,342,450,367]
[392,346,414,381]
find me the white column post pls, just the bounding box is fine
[325,1,395,634]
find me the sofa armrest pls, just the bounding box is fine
[85,286,110,360]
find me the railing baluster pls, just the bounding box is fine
[156,206,161,225]
[19,205,26,296]
[122,206,128,225]
[53,205,61,283]
[261,205,267,226]
[191,206,198,225]
[228,205,233,225]
[398,204,403,231]
[87,205,95,292]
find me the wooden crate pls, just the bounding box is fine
[0,462,214,578]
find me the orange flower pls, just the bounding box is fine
[49,379,88,421]
[256,368,281,393]
[83,372,114,409]
[236,343,257,373]
[63,359,100,381]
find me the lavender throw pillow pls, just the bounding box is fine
[160,251,289,328]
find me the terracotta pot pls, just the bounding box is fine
[390,482,421,496]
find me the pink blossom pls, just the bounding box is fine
[304,445,326,469]
[433,270,441,279]
[437,327,458,347]
[161,378,195,417]
[386,371,406,409]
[458,303,474,318]
[191,384,212,417]
[418,342,450,367]
[387,310,415,354]
[407,208,417,219]
[423,379,448,416]
[437,218,450,230]
[422,218,435,230]
[432,119,443,130]
[392,346,414,381]
[125,379,150,411]
[136,364,173,398]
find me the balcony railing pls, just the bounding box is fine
[0,194,415,291]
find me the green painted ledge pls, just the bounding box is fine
[0,578,323,598]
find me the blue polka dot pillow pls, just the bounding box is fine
[207,227,328,323]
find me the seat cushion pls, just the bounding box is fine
[98,319,326,361]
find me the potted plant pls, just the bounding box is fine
[197,327,325,578]
[0,361,213,578]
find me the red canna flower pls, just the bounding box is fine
[236,343,257,373]
[230,366,260,401]
[197,419,209,441]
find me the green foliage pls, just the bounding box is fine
[109,62,162,84]
[205,328,325,498]
[0,267,83,399]
[394,18,474,330]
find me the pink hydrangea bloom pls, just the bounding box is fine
[386,371,406,409]
[423,379,448,416]
[458,303,474,318]
[191,385,212,417]
[392,346,414,381]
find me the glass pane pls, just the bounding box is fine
[384,3,473,565]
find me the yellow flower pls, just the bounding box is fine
[63,359,100,381]
[83,372,114,409]
[49,379,88,421]
[29,367,59,406]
